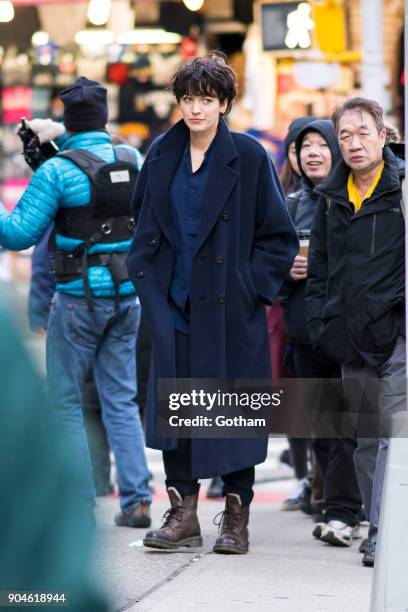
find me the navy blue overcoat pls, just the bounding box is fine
[127,119,298,478]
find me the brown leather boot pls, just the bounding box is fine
[114,500,151,528]
[143,487,203,549]
[213,493,249,554]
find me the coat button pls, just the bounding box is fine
[136,271,144,279]
[148,239,157,247]
[217,295,225,304]
[216,255,224,264]
[222,212,231,222]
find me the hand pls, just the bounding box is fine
[289,255,308,281]
[25,119,65,143]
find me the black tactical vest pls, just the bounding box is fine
[53,146,139,310]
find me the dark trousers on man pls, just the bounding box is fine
[342,335,406,536]
[163,331,255,506]
[293,344,362,526]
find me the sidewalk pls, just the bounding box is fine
[93,447,373,612]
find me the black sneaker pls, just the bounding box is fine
[362,537,376,567]
[359,537,370,554]
[299,483,313,516]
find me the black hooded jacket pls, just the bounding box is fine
[281,119,342,344]
[306,144,405,367]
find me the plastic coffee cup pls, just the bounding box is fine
[297,230,310,258]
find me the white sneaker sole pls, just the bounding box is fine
[320,525,360,548]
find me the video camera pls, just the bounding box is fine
[18,118,59,171]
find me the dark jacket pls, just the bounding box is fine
[281,120,342,344]
[28,227,54,330]
[127,118,298,477]
[306,144,405,367]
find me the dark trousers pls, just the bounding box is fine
[287,437,309,480]
[293,344,362,525]
[163,331,255,506]
[136,310,151,424]
[82,370,112,496]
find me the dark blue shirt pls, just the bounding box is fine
[169,136,216,334]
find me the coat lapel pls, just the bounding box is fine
[147,153,180,245]
[194,119,239,254]
[146,118,239,252]
[146,121,188,245]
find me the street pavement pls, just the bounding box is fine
[15,303,373,611]
[92,444,373,612]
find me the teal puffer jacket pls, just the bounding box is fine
[0,130,142,297]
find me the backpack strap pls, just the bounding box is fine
[286,190,302,221]
[114,146,138,166]
[57,149,106,182]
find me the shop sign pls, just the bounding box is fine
[293,61,340,89]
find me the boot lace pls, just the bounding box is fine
[162,504,185,528]
[213,509,242,536]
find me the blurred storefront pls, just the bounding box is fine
[235,0,404,147]
[0,0,404,215]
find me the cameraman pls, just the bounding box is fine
[0,77,152,527]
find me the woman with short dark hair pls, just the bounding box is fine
[127,52,298,554]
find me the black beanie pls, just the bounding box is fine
[284,116,316,154]
[60,76,108,133]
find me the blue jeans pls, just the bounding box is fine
[46,292,152,512]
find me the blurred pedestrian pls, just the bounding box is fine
[127,51,298,554]
[0,76,152,527]
[283,119,362,543]
[29,226,114,496]
[280,117,316,195]
[277,116,316,511]
[0,297,106,611]
[306,98,406,566]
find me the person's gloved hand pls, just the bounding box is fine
[25,119,65,143]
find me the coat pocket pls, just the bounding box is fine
[364,295,401,349]
[346,293,402,365]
